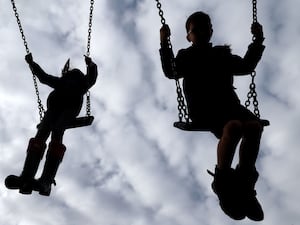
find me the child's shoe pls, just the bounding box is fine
[235,166,264,221]
[209,166,246,220]
[5,138,46,194]
[36,141,66,196]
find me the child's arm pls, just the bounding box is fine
[84,56,98,89]
[231,44,265,75]
[231,22,265,75]
[159,24,181,79]
[25,53,60,88]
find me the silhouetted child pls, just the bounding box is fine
[5,53,98,196]
[159,11,265,221]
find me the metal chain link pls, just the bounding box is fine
[86,0,94,57]
[11,0,29,54]
[155,0,190,122]
[86,91,91,116]
[31,69,45,121]
[245,71,260,118]
[11,0,45,121]
[245,0,261,118]
[252,0,257,23]
[85,0,94,116]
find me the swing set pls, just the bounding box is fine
[154,0,269,132]
[10,0,95,129]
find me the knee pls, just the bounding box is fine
[244,121,263,137]
[51,129,65,143]
[223,120,243,138]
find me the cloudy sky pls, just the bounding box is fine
[0,0,299,224]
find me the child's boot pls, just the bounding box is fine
[209,166,246,220]
[236,166,264,221]
[5,138,46,194]
[36,141,66,196]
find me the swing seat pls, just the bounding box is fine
[173,119,270,131]
[259,119,270,126]
[36,116,94,130]
[64,116,94,129]
[173,121,212,131]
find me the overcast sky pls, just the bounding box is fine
[0,0,299,225]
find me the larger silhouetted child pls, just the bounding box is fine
[5,53,97,196]
[159,12,265,221]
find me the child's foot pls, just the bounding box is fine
[5,175,37,194]
[244,189,264,221]
[5,175,22,190]
[35,178,55,196]
[209,167,246,220]
[235,166,264,221]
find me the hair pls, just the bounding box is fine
[70,69,84,77]
[62,68,85,79]
[185,11,211,32]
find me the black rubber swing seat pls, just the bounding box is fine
[36,116,94,130]
[173,119,270,131]
[173,121,212,131]
[64,116,94,129]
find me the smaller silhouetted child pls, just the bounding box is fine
[5,53,97,196]
[159,12,265,221]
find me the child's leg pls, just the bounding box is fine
[51,129,65,143]
[5,113,52,194]
[35,112,53,143]
[239,120,263,170]
[217,120,243,169]
[211,120,246,220]
[237,120,264,221]
[38,121,66,196]
[5,138,47,194]
[38,139,66,196]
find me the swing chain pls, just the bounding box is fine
[155,0,166,25]
[252,0,258,42]
[245,71,260,118]
[155,0,190,122]
[245,0,261,118]
[11,0,29,54]
[176,80,189,122]
[85,0,94,116]
[31,69,45,121]
[86,90,91,116]
[252,0,257,23]
[11,0,45,121]
[155,1,173,51]
[86,0,94,57]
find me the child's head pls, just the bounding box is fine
[185,11,213,44]
[69,69,84,78]
[61,59,84,78]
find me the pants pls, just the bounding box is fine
[35,109,78,143]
